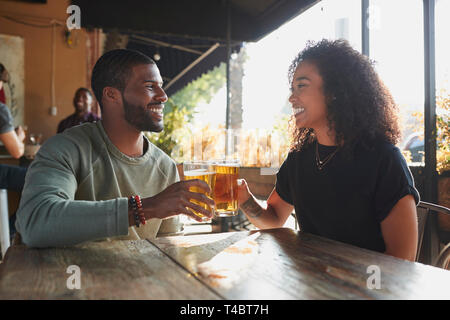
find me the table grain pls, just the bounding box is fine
[0,239,220,300]
[149,228,450,300]
[1,228,449,300]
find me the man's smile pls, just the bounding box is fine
[148,103,164,116]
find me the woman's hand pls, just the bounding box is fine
[237,179,251,207]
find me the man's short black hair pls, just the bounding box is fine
[91,49,155,111]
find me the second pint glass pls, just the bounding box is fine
[213,159,240,217]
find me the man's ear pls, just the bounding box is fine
[102,87,121,105]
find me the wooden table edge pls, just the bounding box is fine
[145,238,227,300]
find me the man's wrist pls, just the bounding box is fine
[141,196,155,220]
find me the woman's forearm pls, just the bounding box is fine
[240,195,284,229]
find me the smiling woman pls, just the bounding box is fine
[287,39,401,155]
[289,61,330,145]
[237,39,420,262]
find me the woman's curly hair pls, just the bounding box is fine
[288,39,401,156]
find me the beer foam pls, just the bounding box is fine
[184,170,215,176]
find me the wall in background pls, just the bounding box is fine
[0,0,88,140]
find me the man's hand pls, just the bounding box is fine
[139,179,216,223]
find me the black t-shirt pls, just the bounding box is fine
[276,140,420,253]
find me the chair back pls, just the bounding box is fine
[416,203,428,260]
[416,201,450,269]
[435,243,450,269]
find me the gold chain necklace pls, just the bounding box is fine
[315,142,339,170]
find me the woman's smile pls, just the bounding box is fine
[292,107,305,116]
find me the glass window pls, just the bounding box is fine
[436,0,450,93]
[368,0,424,164]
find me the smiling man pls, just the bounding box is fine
[16,49,214,248]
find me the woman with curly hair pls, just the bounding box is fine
[238,39,420,261]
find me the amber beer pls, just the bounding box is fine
[213,160,239,216]
[183,163,216,221]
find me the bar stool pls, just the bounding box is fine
[0,189,10,259]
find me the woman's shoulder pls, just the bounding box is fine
[355,139,409,174]
[357,138,401,157]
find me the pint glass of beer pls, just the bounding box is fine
[212,159,240,217]
[183,161,216,221]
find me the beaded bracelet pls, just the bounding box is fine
[129,195,146,227]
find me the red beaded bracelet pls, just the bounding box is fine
[134,195,146,226]
[129,195,146,227]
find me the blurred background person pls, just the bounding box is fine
[0,63,27,242]
[0,63,25,159]
[57,87,100,133]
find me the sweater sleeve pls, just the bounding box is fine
[15,135,129,248]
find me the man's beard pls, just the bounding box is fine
[123,97,164,132]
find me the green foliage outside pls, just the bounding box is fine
[410,87,450,174]
[145,63,226,158]
[436,88,450,174]
[145,104,193,159]
[164,63,226,115]
[271,113,291,162]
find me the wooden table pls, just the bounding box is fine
[0,228,449,300]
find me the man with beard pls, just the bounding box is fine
[15,49,214,247]
[56,88,100,133]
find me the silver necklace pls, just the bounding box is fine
[315,142,339,170]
